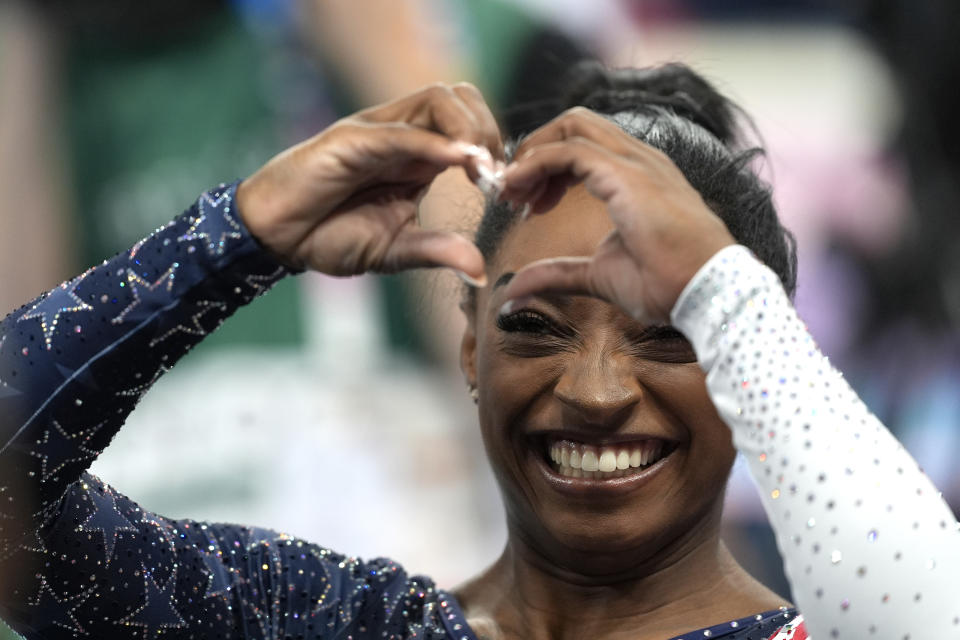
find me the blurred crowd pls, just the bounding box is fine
[1,1,958,635]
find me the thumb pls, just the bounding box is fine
[382,228,487,284]
[500,256,601,307]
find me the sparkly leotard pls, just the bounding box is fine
[0,183,955,639]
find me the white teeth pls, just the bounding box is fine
[546,439,668,479]
[598,450,617,473]
[581,450,599,472]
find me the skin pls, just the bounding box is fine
[456,184,786,640]
[238,83,788,640]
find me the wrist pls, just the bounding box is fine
[235,176,304,271]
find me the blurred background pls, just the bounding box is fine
[2,0,959,636]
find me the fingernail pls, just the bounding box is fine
[454,141,486,158]
[475,161,505,201]
[457,142,495,172]
[453,269,488,288]
[498,296,534,318]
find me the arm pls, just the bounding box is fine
[0,182,291,636]
[672,245,960,639]
[0,182,288,521]
[498,108,959,638]
[0,183,457,639]
[1,83,504,638]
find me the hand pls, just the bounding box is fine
[236,83,502,283]
[498,108,735,325]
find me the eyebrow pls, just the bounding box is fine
[492,272,515,290]
[491,273,574,312]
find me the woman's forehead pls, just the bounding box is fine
[493,185,614,272]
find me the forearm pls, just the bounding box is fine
[0,181,290,550]
[673,245,960,640]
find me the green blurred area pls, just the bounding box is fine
[0,619,21,640]
[65,9,305,353]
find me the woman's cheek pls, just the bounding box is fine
[480,330,561,402]
[478,346,563,468]
[641,362,736,460]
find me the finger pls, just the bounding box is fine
[347,122,480,173]
[452,82,504,161]
[381,227,487,285]
[512,107,637,162]
[502,137,625,206]
[358,85,503,189]
[500,256,600,307]
[361,84,486,148]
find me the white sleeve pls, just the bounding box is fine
[671,245,960,640]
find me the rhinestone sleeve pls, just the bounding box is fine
[0,183,470,639]
[672,244,960,640]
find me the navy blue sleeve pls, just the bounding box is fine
[0,182,444,639]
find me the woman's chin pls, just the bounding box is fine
[521,508,680,573]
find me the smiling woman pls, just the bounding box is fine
[0,64,957,640]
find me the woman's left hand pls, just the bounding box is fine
[498,108,735,326]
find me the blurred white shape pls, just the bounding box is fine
[89,346,506,587]
[302,272,387,371]
[506,0,636,54]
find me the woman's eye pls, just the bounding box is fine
[496,309,572,357]
[630,326,697,363]
[496,310,557,335]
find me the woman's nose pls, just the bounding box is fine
[553,351,642,427]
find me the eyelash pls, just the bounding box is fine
[496,309,695,362]
[496,310,564,336]
[627,327,696,362]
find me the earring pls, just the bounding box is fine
[468,384,479,404]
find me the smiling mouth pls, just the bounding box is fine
[544,437,673,480]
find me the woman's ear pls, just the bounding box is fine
[459,302,478,389]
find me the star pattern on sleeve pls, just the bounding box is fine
[111,263,181,325]
[195,530,235,600]
[115,563,187,638]
[116,365,170,402]
[243,266,287,300]
[77,484,138,563]
[114,364,171,403]
[177,186,243,257]
[17,271,94,349]
[148,300,227,348]
[23,419,103,484]
[29,579,95,636]
[128,220,175,260]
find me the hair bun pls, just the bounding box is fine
[560,61,741,147]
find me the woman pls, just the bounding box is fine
[0,64,956,640]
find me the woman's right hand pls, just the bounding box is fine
[236,83,501,284]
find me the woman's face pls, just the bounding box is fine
[462,185,737,574]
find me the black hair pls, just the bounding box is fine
[472,61,797,304]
